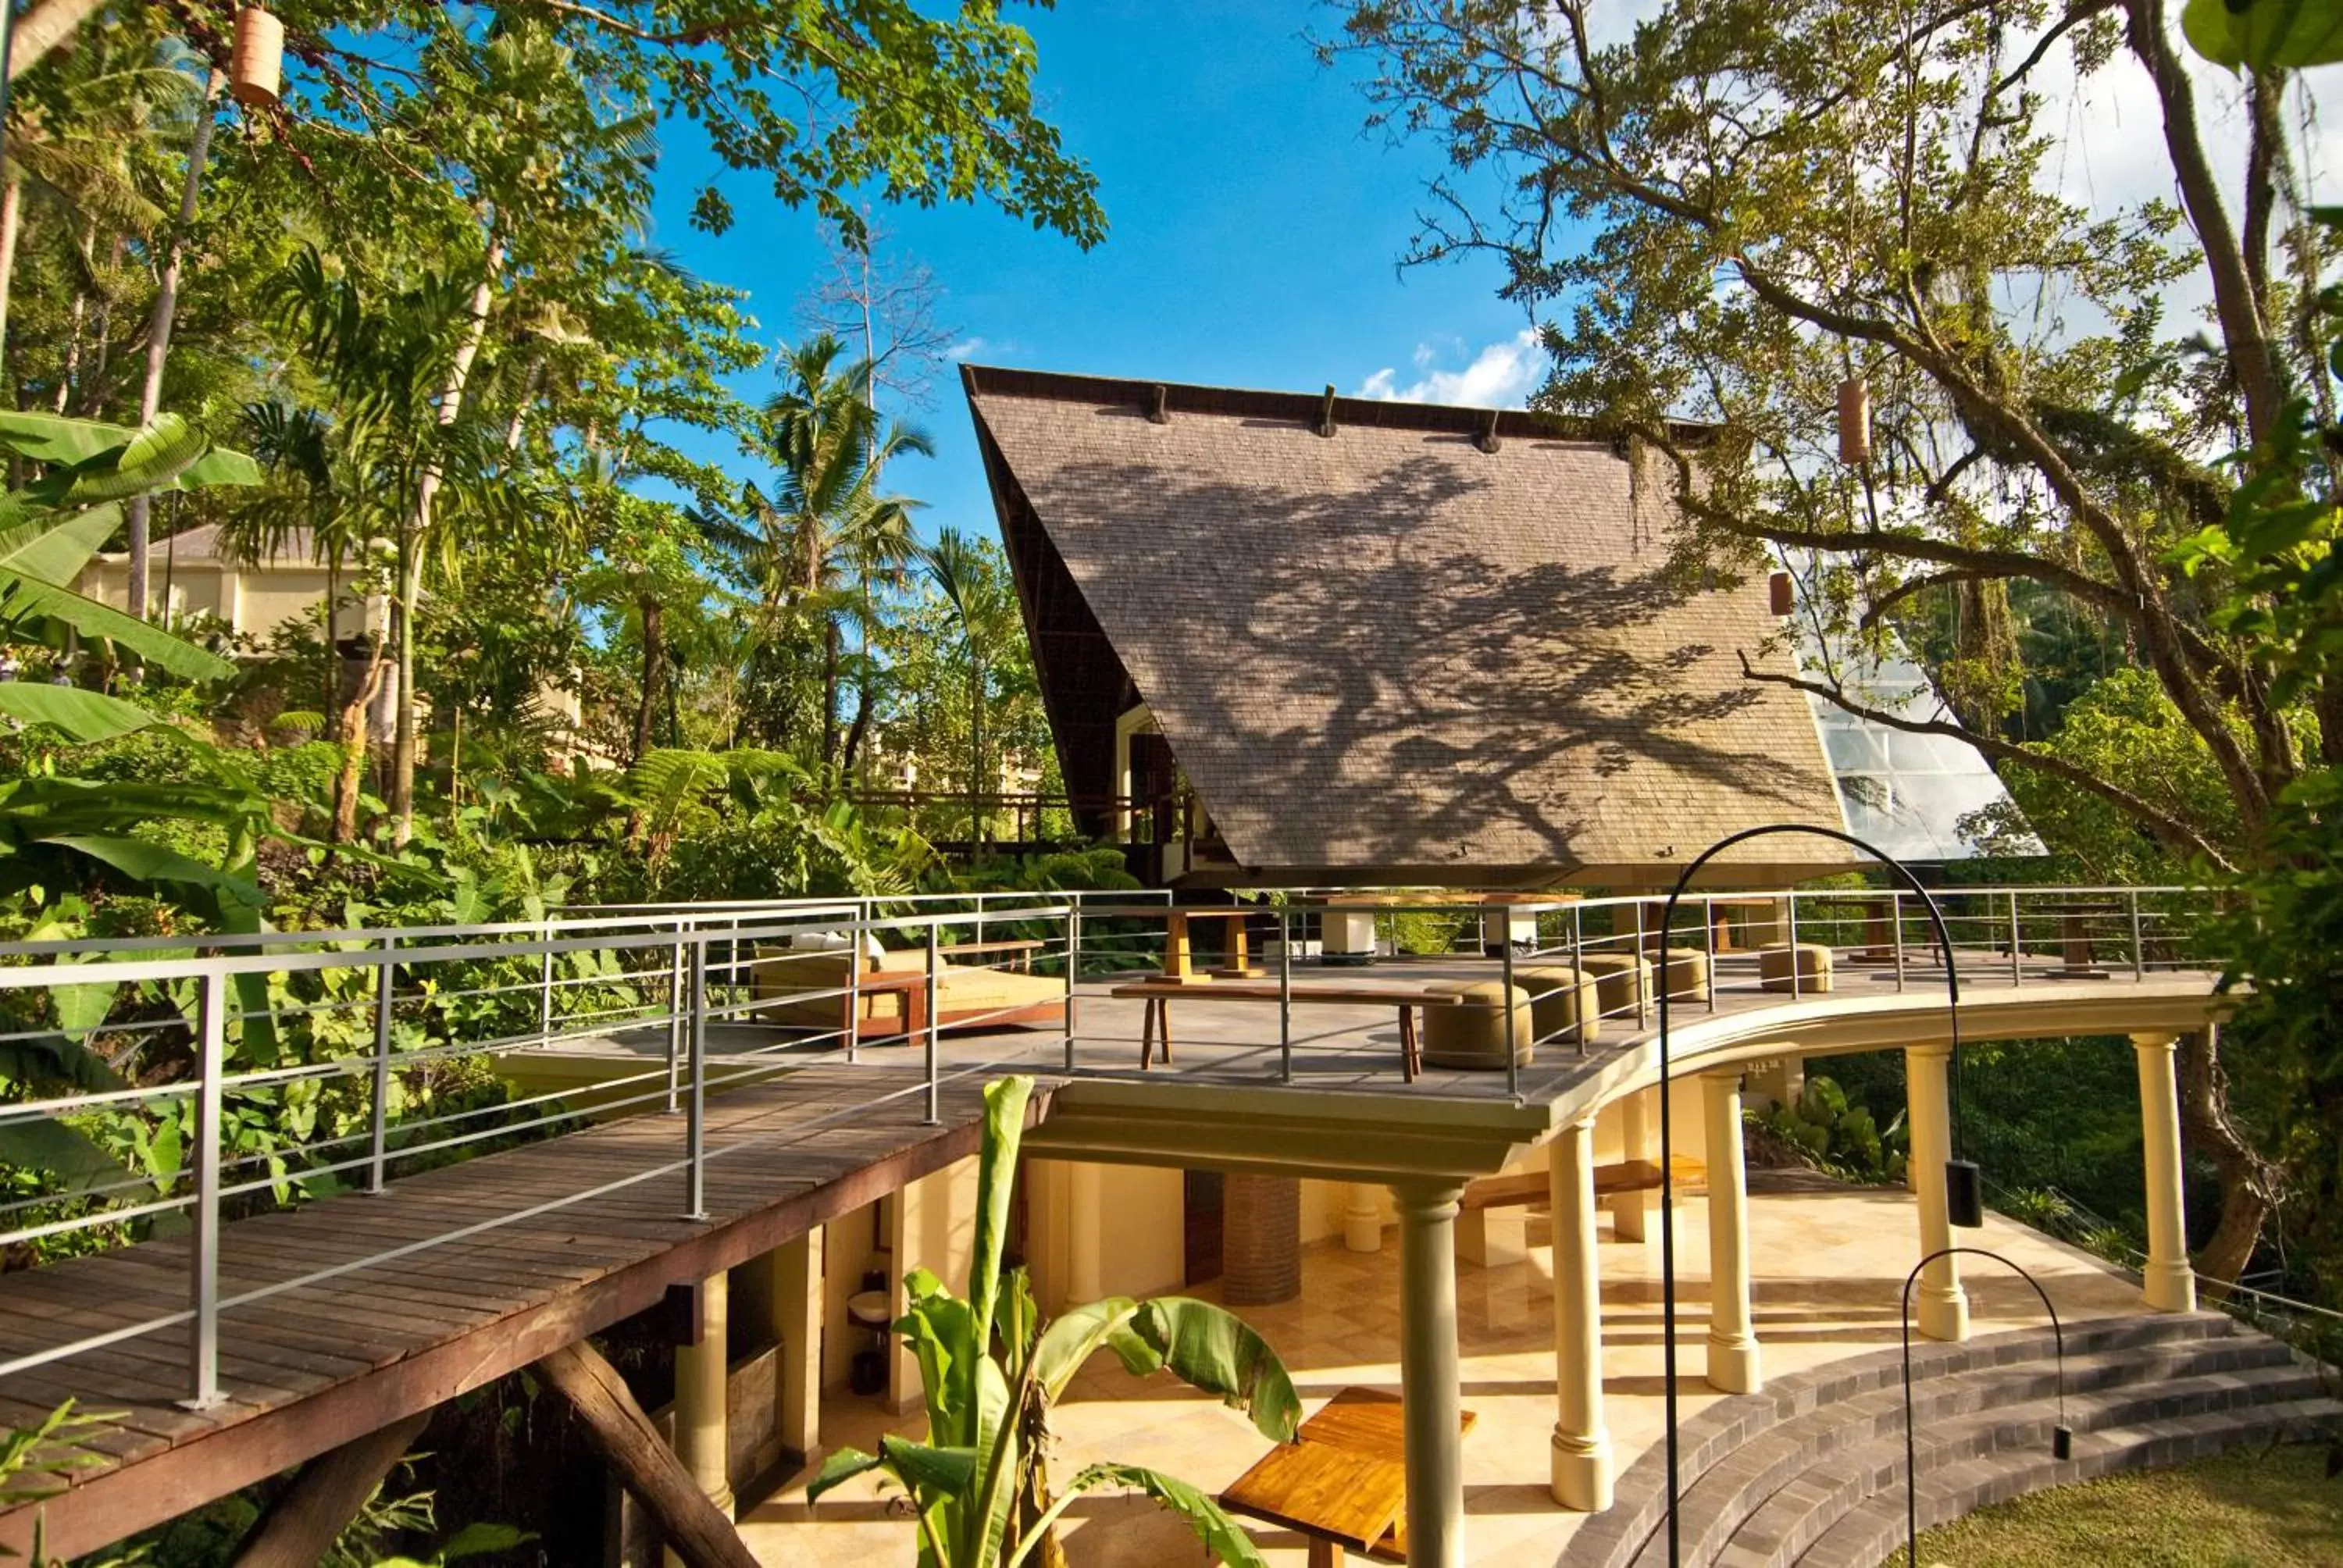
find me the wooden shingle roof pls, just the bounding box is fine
[967,366,1852,886]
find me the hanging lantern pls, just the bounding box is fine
[1768,570,1796,618]
[230,5,285,109]
[1836,376,1871,465]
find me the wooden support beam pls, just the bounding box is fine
[228,1410,431,1568]
[532,1341,761,1568]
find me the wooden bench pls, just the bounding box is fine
[1106,981,1463,1082]
[1460,1156,1707,1212]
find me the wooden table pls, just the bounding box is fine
[1107,982,1463,1080]
[1158,907,1263,982]
[1221,1388,1478,1565]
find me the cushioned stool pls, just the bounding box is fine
[1759,942,1834,994]
[1577,952,1653,1024]
[1517,964,1601,1049]
[1421,980,1533,1069]
[1653,946,1711,1004]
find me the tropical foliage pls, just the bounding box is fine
[809,1075,1296,1568]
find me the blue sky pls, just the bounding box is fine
[649,1,1543,540]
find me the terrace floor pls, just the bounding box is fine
[739,1170,2145,1567]
[545,945,2223,1114]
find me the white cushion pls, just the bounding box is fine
[788,929,888,965]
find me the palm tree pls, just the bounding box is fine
[263,246,538,844]
[920,527,1022,848]
[747,333,930,768]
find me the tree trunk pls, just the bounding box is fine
[124,74,219,623]
[969,656,986,849]
[227,1411,430,1568]
[7,0,107,82]
[333,633,389,845]
[393,231,503,845]
[2176,1025,2280,1285]
[0,176,23,365]
[531,1340,761,1568]
[822,612,841,769]
[55,287,82,412]
[633,594,664,764]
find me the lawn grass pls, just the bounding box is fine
[1895,1442,2343,1566]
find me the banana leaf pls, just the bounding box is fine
[0,504,123,584]
[0,570,237,682]
[0,681,163,743]
[1005,1463,1269,1568]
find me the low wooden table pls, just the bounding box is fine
[1220,1440,1407,1567]
[1221,1388,1478,1564]
[1158,907,1264,982]
[1107,981,1464,1081]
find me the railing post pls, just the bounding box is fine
[2009,890,2024,985]
[1278,907,1293,1085]
[1785,893,1801,1000]
[924,921,941,1126]
[368,939,394,1196]
[683,939,708,1221]
[1702,894,1717,1015]
[537,917,555,1042]
[1501,933,1520,1099]
[1892,890,1907,993]
[846,911,863,1065]
[1064,904,1081,1072]
[665,921,686,1112]
[2129,889,2146,980]
[184,971,226,1409]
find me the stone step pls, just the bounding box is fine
[1561,1313,2258,1568]
[1713,1362,2333,1568]
[1788,1397,2343,1568]
[1639,1335,2304,1568]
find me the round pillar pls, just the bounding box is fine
[1344,1181,1383,1253]
[1549,1117,1614,1511]
[2133,1032,2199,1313]
[1395,1180,1467,1568]
[1904,1042,1970,1342]
[1700,1070,1762,1393]
[1222,1173,1302,1305]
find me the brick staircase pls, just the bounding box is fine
[1560,1311,2340,1568]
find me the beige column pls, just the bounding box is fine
[1904,1042,1970,1342]
[1394,1180,1467,1568]
[1344,1181,1383,1253]
[1700,1070,1762,1393]
[772,1228,823,1454]
[1610,1089,1652,1242]
[666,1270,733,1567]
[2133,1032,2199,1313]
[1548,1118,1614,1511]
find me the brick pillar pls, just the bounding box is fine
[1221,1174,1301,1305]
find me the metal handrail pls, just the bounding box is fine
[0,881,2219,1409]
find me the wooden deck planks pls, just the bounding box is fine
[0,1063,1040,1563]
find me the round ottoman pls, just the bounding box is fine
[1653,946,1712,1004]
[1422,980,1533,1069]
[1577,952,1653,1024]
[1517,964,1600,1048]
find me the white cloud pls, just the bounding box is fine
[1355,329,1542,407]
[945,336,991,362]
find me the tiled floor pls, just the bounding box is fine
[737,1176,2143,1566]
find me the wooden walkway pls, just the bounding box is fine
[0,1062,1044,1561]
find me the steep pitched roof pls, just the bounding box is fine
[966,366,1852,886]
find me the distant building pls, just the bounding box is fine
[76,524,377,645]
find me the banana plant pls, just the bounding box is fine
[808,1075,1296,1568]
[0,410,257,681]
